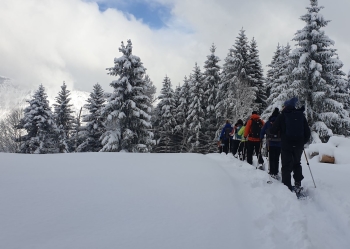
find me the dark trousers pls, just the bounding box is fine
[232,140,240,155]
[281,146,304,190]
[247,141,264,165]
[238,141,246,160]
[222,139,232,154]
[268,146,281,175]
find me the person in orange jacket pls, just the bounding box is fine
[244,111,265,169]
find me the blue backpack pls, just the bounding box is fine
[284,111,304,141]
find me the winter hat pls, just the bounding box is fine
[252,111,258,115]
[284,97,298,108]
[271,107,280,117]
[237,119,243,126]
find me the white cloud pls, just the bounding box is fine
[0,0,349,98]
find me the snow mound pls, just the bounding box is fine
[308,136,350,164]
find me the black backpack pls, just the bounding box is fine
[249,119,263,138]
[266,124,281,142]
[284,111,304,141]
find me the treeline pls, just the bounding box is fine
[1,0,350,154]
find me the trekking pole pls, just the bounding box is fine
[304,150,316,188]
[256,139,264,169]
[267,147,273,184]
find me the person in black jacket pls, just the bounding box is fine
[270,97,311,191]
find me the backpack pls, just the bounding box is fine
[249,119,263,138]
[284,111,304,141]
[266,124,281,142]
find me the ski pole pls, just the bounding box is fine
[304,149,316,188]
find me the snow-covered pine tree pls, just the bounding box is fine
[262,44,292,120]
[203,44,221,153]
[265,44,281,100]
[18,84,57,154]
[77,83,106,152]
[218,28,257,125]
[172,84,183,152]
[175,76,192,152]
[101,40,154,152]
[144,74,157,107]
[187,63,207,153]
[155,76,177,153]
[288,0,350,141]
[247,38,266,114]
[53,81,75,152]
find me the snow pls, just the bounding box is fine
[1,152,350,249]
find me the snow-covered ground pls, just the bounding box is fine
[1,152,350,249]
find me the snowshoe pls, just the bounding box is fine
[257,163,264,170]
[292,186,307,199]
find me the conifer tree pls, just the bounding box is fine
[218,29,257,124]
[263,44,292,120]
[172,84,183,152]
[203,44,221,153]
[53,82,75,152]
[155,76,176,152]
[175,76,191,152]
[18,85,57,154]
[144,74,157,107]
[247,38,266,114]
[101,40,154,152]
[77,83,106,152]
[187,63,206,153]
[287,0,350,141]
[265,44,281,100]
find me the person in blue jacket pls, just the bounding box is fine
[220,120,233,154]
[260,108,281,179]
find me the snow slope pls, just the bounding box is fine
[1,152,349,249]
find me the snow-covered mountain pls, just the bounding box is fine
[0,76,90,120]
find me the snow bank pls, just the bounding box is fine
[307,136,350,164]
[1,152,350,249]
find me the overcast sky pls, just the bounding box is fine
[0,0,349,96]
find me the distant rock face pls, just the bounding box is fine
[0,76,90,120]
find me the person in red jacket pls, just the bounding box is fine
[244,111,265,169]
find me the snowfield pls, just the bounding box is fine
[1,152,350,249]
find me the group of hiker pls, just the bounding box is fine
[218,97,311,193]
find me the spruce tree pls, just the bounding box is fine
[18,85,57,154]
[172,84,183,152]
[263,44,292,120]
[265,44,281,100]
[247,38,266,114]
[53,82,75,152]
[175,76,191,152]
[288,0,350,141]
[218,29,257,124]
[203,44,221,153]
[77,83,106,152]
[187,63,206,153]
[101,40,154,152]
[155,76,176,152]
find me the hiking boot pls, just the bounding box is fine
[270,174,279,180]
[258,164,264,170]
[292,181,303,194]
[295,181,301,188]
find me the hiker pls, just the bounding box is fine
[270,97,311,192]
[244,111,265,168]
[260,108,281,179]
[219,120,233,154]
[237,121,247,161]
[230,119,244,157]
